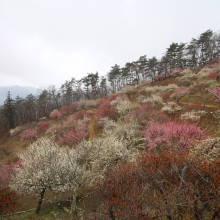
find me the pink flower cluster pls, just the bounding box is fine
[143,121,205,151]
[20,129,37,141]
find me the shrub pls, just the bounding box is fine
[0,161,22,188]
[46,124,63,135]
[0,188,18,215]
[117,85,138,99]
[108,93,127,101]
[20,129,37,141]
[73,109,88,120]
[177,79,191,87]
[180,110,207,123]
[9,125,24,136]
[213,109,220,119]
[96,98,116,123]
[145,84,178,95]
[94,150,220,219]
[60,102,77,115]
[140,94,163,106]
[114,100,139,115]
[172,67,183,76]
[197,68,212,80]
[37,121,50,132]
[130,104,168,128]
[161,102,182,114]
[190,138,220,161]
[176,71,196,82]
[207,71,218,79]
[77,99,97,110]
[110,94,128,106]
[58,130,88,145]
[49,109,62,119]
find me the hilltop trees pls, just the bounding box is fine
[1,29,219,129]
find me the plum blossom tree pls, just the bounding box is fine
[10,138,84,214]
[20,129,37,141]
[49,109,62,119]
[96,98,116,124]
[142,121,205,152]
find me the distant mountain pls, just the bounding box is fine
[0,85,38,106]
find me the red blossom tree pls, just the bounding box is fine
[58,129,88,145]
[96,98,116,124]
[60,102,77,116]
[37,121,50,133]
[130,104,168,128]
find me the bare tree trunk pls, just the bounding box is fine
[35,188,46,214]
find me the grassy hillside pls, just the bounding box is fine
[0,63,220,219]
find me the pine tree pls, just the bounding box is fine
[4,91,15,128]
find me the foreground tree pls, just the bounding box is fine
[10,138,83,214]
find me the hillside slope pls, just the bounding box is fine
[0,64,220,219]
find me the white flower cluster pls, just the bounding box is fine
[176,72,197,82]
[111,96,139,115]
[197,68,213,80]
[140,94,163,106]
[180,110,207,123]
[10,138,84,195]
[110,95,128,106]
[213,109,220,119]
[117,85,138,96]
[145,84,178,95]
[162,102,182,114]
[77,119,141,176]
[9,125,24,136]
[190,138,220,161]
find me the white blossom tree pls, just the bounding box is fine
[10,137,83,214]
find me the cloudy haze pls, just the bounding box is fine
[0,0,219,88]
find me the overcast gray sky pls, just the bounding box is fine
[0,0,219,89]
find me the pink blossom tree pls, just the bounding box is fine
[49,109,62,119]
[20,129,37,141]
[142,121,205,152]
[60,102,77,116]
[37,122,50,133]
